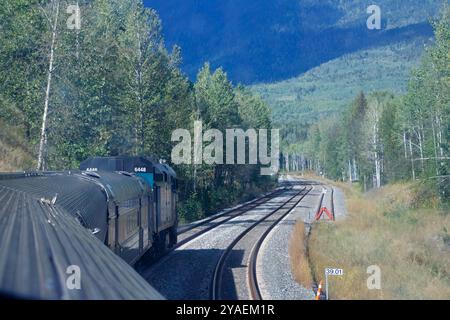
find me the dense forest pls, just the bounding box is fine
[0,0,275,222]
[293,7,449,203]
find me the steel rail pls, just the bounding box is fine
[248,186,313,300]
[175,187,289,249]
[210,186,312,300]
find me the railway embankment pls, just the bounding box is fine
[306,179,450,299]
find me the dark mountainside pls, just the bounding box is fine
[144,0,441,84]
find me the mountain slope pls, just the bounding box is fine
[250,36,432,127]
[144,0,442,84]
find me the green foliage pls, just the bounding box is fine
[0,0,47,142]
[251,38,430,147]
[298,5,449,203]
[0,0,275,221]
[178,192,203,224]
[183,63,275,221]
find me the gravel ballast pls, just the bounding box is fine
[257,177,347,300]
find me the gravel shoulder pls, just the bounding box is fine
[257,177,347,300]
[139,192,292,300]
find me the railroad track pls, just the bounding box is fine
[136,183,296,272]
[175,187,290,249]
[308,184,336,300]
[210,185,313,300]
[314,185,335,221]
[331,187,335,220]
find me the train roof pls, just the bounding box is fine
[0,176,164,300]
[0,172,109,243]
[80,156,156,173]
[80,157,176,179]
[79,171,149,206]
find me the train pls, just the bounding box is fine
[78,156,179,264]
[0,156,178,299]
[1,156,178,266]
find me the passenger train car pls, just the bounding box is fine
[0,156,178,299]
[79,156,178,264]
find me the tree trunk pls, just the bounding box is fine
[437,115,445,169]
[375,156,381,188]
[403,131,408,159]
[352,157,358,181]
[373,109,381,188]
[417,128,425,174]
[432,119,439,175]
[285,153,289,172]
[348,159,352,182]
[136,28,145,155]
[37,0,60,171]
[301,154,305,176]
[409,137,416,180]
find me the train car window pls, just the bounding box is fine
[118,171,133,177]
[82,172,101,179]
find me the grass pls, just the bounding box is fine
[301,174,450,300]
[289,221,313,289]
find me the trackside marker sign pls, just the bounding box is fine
[324,268,344,300]
[325,268,344,276]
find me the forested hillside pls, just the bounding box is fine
[0,0,447,214]
[251,37,430,146]
[299,8,449,201]
[147,0,444,151]
[146,0,442,83]
[0,0,275,221]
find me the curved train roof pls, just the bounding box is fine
[0,173,163,300]
[80,156,155,173]
[80,171,149,207]
[0,172,109,242]
[80,156,176,178]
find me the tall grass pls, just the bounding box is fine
[289,221,313,288]
[308,181,450,300]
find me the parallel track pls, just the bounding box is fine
[248,186,313,300]
[175,187,289,249]
[137,184,294,271]
[178,188,285,235]
[210,185,313,300]
[308,184,336,300]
